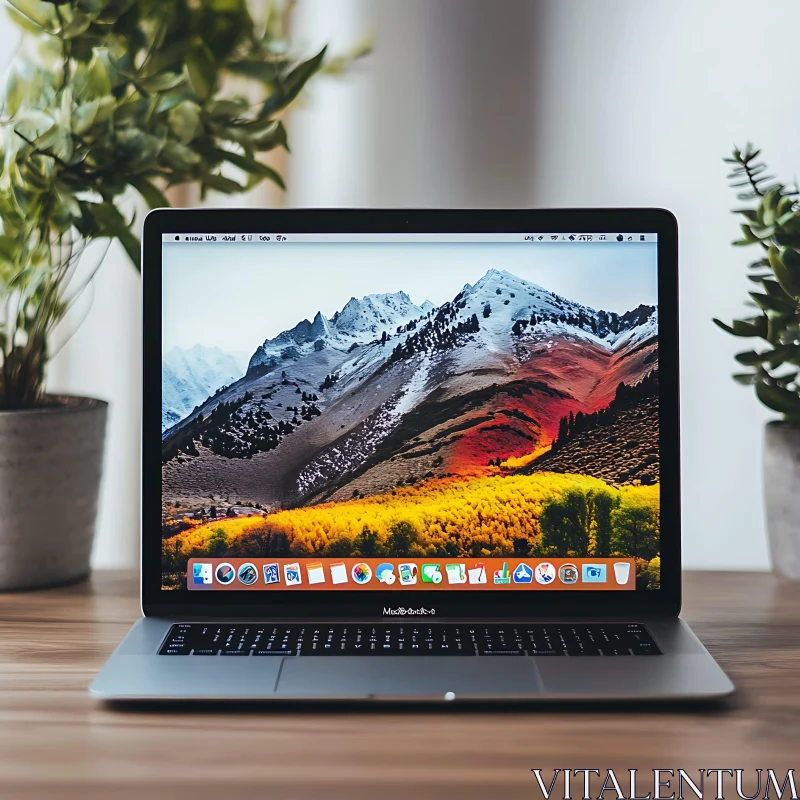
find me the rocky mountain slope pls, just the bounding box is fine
[521,371,659,485]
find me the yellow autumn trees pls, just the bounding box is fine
[164,472,660,564]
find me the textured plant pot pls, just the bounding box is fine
[764,421,800,580]
[0,397,107,590]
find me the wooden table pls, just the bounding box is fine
[1,571,799,799]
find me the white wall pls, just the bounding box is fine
[526,0,799,569]
[4,0,795,569]
[288,0,800,569]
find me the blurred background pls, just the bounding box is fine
[3,0,797,571]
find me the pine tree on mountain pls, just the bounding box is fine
[381,330,387,346]
[557,416,568,446]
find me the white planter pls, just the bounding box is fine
[0,397,107,590]
[764,422,800,580]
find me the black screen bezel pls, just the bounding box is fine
[143,208,680,619]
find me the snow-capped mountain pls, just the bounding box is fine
[454,269,654,352]
[162,345,248,431]
[248,290,433,373]
[162,269,658,508]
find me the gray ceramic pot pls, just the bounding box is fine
[0,397,107,590]
[764,421,800,580]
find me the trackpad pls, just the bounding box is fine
[275,657,542,699]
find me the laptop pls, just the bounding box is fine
[91,208,734,702]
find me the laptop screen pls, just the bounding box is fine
[160,232,659,593]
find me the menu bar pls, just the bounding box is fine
[162,233,657,244]
[188,557,636,590]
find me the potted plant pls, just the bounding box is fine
[0,0,349,589]
[715,144,800,579]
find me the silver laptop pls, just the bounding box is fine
[91,208,734,703]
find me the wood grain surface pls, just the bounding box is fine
[1,570,799,800]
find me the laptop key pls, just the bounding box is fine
[253,649,295,657]
[479,649,524,656]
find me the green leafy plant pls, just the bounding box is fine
[714,144,800,422]
[0,0,367,410]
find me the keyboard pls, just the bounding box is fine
[159,623,660,656]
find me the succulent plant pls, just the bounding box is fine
[714,144,800,422]
[0,0,366,409]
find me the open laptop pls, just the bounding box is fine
[91,208,734,702]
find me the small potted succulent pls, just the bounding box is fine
[0,0,354,589]
[715,145,800,579]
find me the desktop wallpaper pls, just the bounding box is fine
[160,241,661,590]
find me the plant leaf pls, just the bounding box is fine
[755,381,800,417]
[72,99,99,134]
[713,318,735,335]
[735,350,767,366]
[161,140,202,170]
[138,71,187,94]
[80,200,140,269]
[769,245,800,297]
[0,235,17,262]
[724,317,769,338]
[167,100,201,144]
[749,291,796,313]
[186,43,217,101]
[4,65,24,117]
[767,344,800,368]
[220,150,285,188]
[259,46,327,118]
[77,50,113,100]
[202,173,246,194]
[7,0,56,29]
[129,175,170,210]
[5,5,47,34]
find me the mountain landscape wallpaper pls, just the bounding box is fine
[161,244,661,590]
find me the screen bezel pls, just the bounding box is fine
[143,208,680,619]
